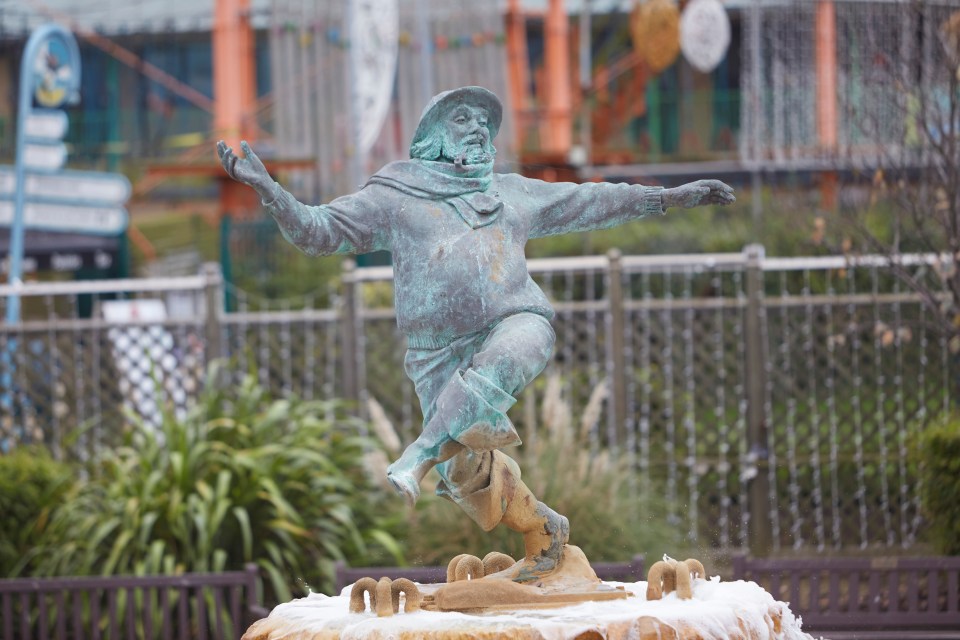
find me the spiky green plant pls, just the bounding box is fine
[32,361,402,603]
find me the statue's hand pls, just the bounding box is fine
[662,180,735,209]
[217,140,273,197]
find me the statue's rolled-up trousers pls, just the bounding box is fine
[403,312,554,531]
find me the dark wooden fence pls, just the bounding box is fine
[732,555,960,639]
[0,565,265,640]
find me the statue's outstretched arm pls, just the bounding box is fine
[216,140,388,256]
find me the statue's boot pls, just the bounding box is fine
[498,480,570,583]
[386,369,519,506]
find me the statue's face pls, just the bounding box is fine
[440,103,494,165]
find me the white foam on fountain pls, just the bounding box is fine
[253,577,820,640]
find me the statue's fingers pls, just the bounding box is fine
[713,192,735,205]
[216,140,226,161]
[219,151,232,175]
[225,152,238,177]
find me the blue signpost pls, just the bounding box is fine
[3,24,130,450]
[7,24,82,324]
[4,24,132,324]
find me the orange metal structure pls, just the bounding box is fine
[540,0,573,159]
[816,0,838,209]
[816,0,838,150]
[213,0,260,217]
[505,0,531,153]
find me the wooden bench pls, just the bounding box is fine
[732,555,960,639]
[334,554,646,594]
[0,564,267,640]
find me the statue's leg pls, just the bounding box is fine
[500,482,570,582]
[386,337,472,506]
[387,313,554,506]
[386,368,515,505]
[437,449,569,582]
[436,313,569,580]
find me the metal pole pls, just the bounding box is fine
[749,0,762,164]
[543,0,572,156]
[749,0,764,241]
[606,249,627,448]
[744,244,772,556]
[202,262,224,362]
[340,259,360,407]
[414,0,433,106]
[752,170,763,241]
[578,0,592,165]
[346,0,364,190]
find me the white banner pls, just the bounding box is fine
[349,0,399,154]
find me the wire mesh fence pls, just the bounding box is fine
[1,248,956,554]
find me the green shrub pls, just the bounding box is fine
[33,362,402,602]
[0,447,75,576]
[918,415,960,554]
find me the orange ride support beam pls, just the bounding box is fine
[541,0,573,159]
[816,0,838,210]
[214,0,260,218]
[506,0,531,153]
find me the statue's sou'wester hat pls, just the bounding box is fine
[409,86,503,156]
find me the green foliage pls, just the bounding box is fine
[918,415,960,555]
[0,447,75,577]
[526,185,831,260]
[395,374,688,567]
[32,362,402,602]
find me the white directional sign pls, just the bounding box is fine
[0,199,127,235]
[0,167,131,204]
[23,142,67,171]
[24,110,68,140]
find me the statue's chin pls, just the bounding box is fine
[454,151,493,166]
[439,144,493,167]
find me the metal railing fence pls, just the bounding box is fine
[0,564,264,640]
[1,247,955,555]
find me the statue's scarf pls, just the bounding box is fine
[366,159,503,229]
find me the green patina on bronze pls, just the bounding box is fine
[218,86,735,582]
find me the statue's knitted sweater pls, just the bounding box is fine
[262,160,664,349]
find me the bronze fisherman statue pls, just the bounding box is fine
[219,86,734,583]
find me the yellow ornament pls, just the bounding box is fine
[630,0,681,73]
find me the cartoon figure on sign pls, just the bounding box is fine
[218,87,735,582]
[33,39,75,108]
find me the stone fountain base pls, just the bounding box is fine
[243,547,815,640]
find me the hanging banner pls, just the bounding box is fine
[349,0,400,155]
[680,0,731,74]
